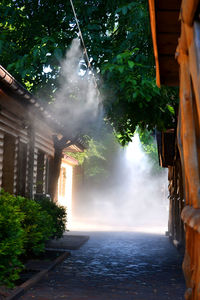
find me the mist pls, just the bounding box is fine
[71,134,168,234]
[50,38,102,137]
[50,39,168,234]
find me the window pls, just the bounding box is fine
[36,150,44,194]
[16,141,27,196]
[2,133,15,193]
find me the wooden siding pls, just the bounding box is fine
[35,132,54,157]
[0,89,56,198]
[0,131,4,187]
[149,1,200,298]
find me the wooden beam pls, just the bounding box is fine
[148,0,161,87]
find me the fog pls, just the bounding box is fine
[50,38,102,137]
[71,134,168,234]
[52,39,169,234]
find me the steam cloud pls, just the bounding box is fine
[71,135,168,233]
[50,39,168,233]
[51,38,101,137]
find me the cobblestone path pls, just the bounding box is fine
[19,231,185,300]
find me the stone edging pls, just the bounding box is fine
[6,251,70,300]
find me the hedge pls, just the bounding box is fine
[0,190,67,287]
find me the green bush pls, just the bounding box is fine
[36,197,67,239]
[0,190,25,287]
[0,191,66,287]
[16,196,54,256]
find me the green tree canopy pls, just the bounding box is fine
[0,0,178,144]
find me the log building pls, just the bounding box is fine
[149,0,200,299]
[0,65,83,209]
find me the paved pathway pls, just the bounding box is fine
[19,231,185,300]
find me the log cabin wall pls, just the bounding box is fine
[149,0,200,298]
[157,130,185,249]
[0,89,55,199]
[167,150,185,250]
[177,3,200,297]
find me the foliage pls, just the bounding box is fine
[36,197,67,239]
[67,125,121,184]
[0,190,67,287]
[0,0,179,143]
[137,128,164,174]
[0,190,25,287]
[16,196,54,256]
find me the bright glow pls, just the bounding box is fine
[71,222,167,235]
[125,134,145,163]
[71,134,168,234]
[57,161,73,229]
[43,65,52,73]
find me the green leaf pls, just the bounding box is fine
[54,48,63,61]
[122,6,128,15]
[128,61,134,68]
[167,104,175,115]
[118,66,124,73]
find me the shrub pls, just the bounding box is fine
[16,196,54,256]
[0,190,25,287]
[0,191,66,287]
[36,197,67,239]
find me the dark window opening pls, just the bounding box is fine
[16,141,27,196]
[2,133,15,193]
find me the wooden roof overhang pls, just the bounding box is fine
[148,0,182,86]
[0,65,86,151]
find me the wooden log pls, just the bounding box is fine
[148,0,161,87]
[181,0,199,26]
[179,56,200,208]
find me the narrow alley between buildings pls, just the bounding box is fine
[19,231,185,300]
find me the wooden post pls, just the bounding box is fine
[49,136,75,202]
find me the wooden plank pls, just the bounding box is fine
[156,0,181,11]
[157,33,179,55]
[181,0,199,26]
[156,11,180,33]
[1,109,22,126]
[179,55,200,208]
[186,22,200,128]
[0,114,21,133]
[0,94,28,117]
[35,132,54,147]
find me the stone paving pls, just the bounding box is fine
[19,231,185,300]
